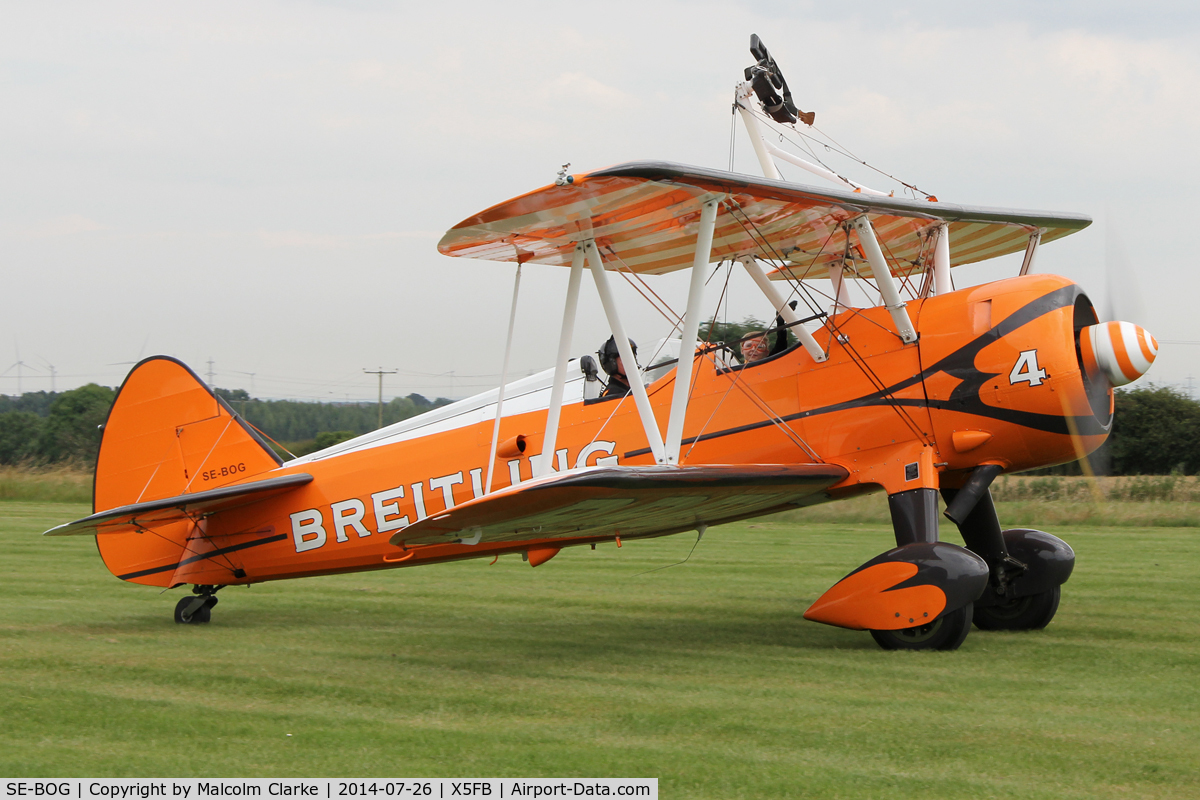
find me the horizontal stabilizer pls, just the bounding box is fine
[391,463,847,546]
[45,473,313,537]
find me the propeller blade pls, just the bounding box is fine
[1104,224,1146,325]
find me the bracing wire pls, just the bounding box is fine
[719,200,932,446]
[616,266,681,328]
[809,122,933,199]
[679,260,822,462]
[728,103,738,172]
[744,105,935,199]
[243,418,297,460]
[721,200,828,318]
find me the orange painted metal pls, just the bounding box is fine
[526,546,560,567]
[803,561,947,631]
[91,358,284,586]
[496,435,527,459]
[72,271,1112,593]
[951,430,993,453]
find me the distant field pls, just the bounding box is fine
[778,475,1200,527]
[4,467,1199,525]
[0,467,92,504]
[2,500,1197,798]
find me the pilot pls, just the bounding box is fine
[742,331,770,363]
[745,300,799,363]
[598,335,637,398]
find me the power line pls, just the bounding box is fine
[363,367,398,429]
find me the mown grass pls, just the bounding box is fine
[1,501,1197,797]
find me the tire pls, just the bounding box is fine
[870,603,973,651]
[174,595,215,625]
[973,586,1060,631]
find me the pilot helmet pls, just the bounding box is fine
[599,335,637,377]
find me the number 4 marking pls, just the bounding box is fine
[1009,349,1048,387]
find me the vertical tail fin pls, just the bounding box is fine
[94,356,282,513]
[93,357,284,585]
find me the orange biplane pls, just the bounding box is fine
[47,36,1158,650]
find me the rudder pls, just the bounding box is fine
[95,356,282,511]
[93,357,284,585]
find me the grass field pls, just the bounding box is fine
[0,466,93,504]
[2,499,1198,798]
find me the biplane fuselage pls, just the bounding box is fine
[86,271,1106,589]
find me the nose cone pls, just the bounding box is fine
[1080,321,1158,387]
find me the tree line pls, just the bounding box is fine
[0,373,1195,475]
[0,386,450,466]
[211,389,451,448]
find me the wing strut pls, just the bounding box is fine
[485,262,524,494]
[664,198,720,464]
[851,215,918,344]
[739,255,828,362]
[536,244,586,477]
[546,199,723,470]
[1019,229,1042,276]
[932,223,952,295]
[586,239,667,464]
[828,260,852,312]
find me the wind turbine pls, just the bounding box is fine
[1,342,37,396]
[32,353,57,392]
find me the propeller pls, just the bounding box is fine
[1059,223,1159,484]
[1078,226,1158,390]
[1102,227,1143,324]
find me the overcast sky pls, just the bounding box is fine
[3,1,1198,401]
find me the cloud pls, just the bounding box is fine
[256,230,342,248]
[256,229,438,248]
[540,72,634,109]
[3,214,107,239]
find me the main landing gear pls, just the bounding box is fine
[174,585,221,624]
[807,468,1076,652]
[941,478,1075,634]
[870,478,1074,650]
[870,603,974,651]
[972,586,1061,631]
[804,489,988,651]
[872,487,981,651]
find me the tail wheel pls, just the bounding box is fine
[870,603,973,651]
[973,586,1061,631]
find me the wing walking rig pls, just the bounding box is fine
[48,35,1157,651]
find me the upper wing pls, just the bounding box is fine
[391,463,848,546]
[44,473,313,536]
[437,161,1091,278]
